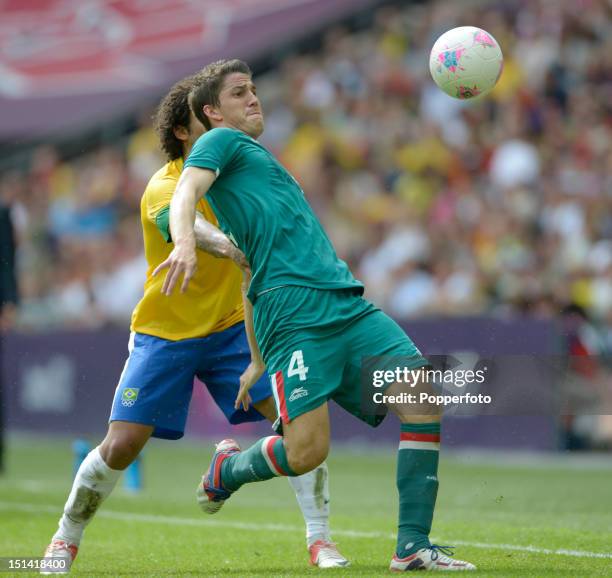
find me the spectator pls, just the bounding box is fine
[4,0,611,330]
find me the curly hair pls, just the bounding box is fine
[189,59,252,130]
[153,74,199,161]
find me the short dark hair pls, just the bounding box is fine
[189,59,252,130]
[153,74,199,161]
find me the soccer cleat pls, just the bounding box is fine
[308,540,350,568]
[196,438,241,514]
[390,545,476,571]
[41,539,78,574]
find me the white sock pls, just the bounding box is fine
[53,447,121,546]
[288,462,330,546]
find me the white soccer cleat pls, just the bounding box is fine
[308,540,350,568]
[390,545,476,571]
[196,439,241,514]
[41,539,78,574]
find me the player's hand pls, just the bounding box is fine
[152,242,198,294]
[235,360,266,411]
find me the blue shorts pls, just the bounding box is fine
[109,323,271,440]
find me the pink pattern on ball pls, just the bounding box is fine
[474,30,495,47]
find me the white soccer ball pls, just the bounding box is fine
[429,26,503,99]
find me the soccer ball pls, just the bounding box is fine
[429,26,503,99]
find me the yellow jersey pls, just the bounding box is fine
[130,158,244,340]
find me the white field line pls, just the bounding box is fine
[1,501,611,560]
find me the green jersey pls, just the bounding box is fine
[184,128,363,301]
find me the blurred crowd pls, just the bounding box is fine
[2,0,611,334]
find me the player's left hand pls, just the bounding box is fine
[235,360,266,411]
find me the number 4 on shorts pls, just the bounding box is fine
[288,349,309,381]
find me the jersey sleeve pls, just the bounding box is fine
[183,128,241,177]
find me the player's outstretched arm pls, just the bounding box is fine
[194,213,249,270]
[235,269,266,411]
[153,166,216,294]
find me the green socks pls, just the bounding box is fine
[221,436,296,491]
[219,424,440,559]
[396,422,441,556]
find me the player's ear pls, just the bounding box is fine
[203,104,222,123]
[173,125,189,142]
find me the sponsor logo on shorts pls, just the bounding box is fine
[288,387,308,402]
[121,387,140,407]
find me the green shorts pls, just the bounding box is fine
[253,286,428,426]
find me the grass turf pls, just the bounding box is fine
[0,435,611,576]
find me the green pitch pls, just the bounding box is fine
[1,434,611,577]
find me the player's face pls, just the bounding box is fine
[213,72,264,138]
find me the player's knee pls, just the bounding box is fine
[99,434,142,470]
[286,439,328,475]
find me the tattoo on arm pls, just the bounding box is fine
[194,213,248,270]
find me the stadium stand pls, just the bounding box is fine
[3,0,610,333]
